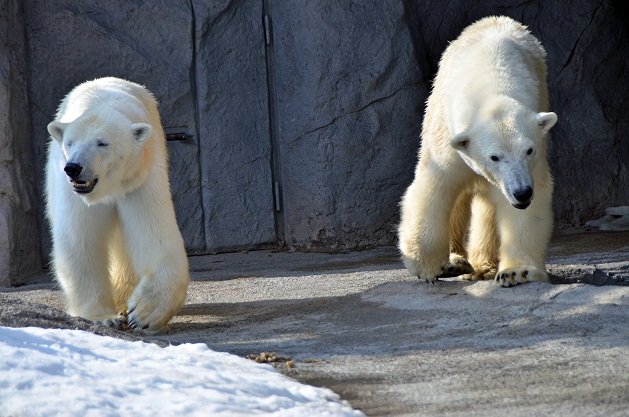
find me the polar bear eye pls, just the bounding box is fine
[97,140,109,147]
[527,148,533,155]
[490,155,500,162]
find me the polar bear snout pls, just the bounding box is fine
[64,162,99,194]
[511,186,533,209]
[64,162,82,179]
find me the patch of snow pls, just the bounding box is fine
[0,327,364,417]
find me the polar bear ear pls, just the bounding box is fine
[536,112,558,133]
[131,123,153,143]
[47,121,67,143]
[450,132,470,151]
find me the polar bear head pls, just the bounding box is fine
[47,112,153,205]
[450,98,557,209]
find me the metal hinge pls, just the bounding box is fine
[274,181,281,212]
[164,127,193,142]
[264,14,272,45]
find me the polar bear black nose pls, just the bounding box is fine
[513,186,533,202]
[64,162,83,180]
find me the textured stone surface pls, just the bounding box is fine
[0,0,41,286]
[268,0,629,249]
[193,0,277,252]
[24,0,278,257]
[270,1,425,250]
[542,0,629,225]
[24,0,205,255]
[1,0,628,284]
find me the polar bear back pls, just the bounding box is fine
[54,77,160,128]
[436,16,549,137]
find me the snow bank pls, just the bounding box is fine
[0,327,364,417]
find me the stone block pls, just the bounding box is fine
[23,0,205,255]
[0,0,42,286]
[269,1,425,250]
[193,0,277,251]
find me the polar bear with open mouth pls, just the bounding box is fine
[45,77,189,330]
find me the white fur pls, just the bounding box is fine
[45,77,189,330]
[398,16,558,287]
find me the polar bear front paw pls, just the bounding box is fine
[401,254,446,284]
[438,254,474,278]
[461,264,496,281]
[101,312,129,330]
[126,300,171,331]
[126,280,187,331]
[126,301,165,332]
[494,267,546,287]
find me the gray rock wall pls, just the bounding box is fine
[1,0,628,284]
[25,0,279,262]
[269,1,424,250]
[193,0,277,252]
[23,0,204,255]
[0,0,41,286]
[541,0,629,225]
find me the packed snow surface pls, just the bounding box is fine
[0,326,364,417]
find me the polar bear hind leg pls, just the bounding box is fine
[438,191,474,278]
[461,186,499,281]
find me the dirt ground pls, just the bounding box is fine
[2,227,628,416]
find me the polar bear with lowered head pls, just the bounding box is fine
[45,77,189,330]
[398,16,558,287]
